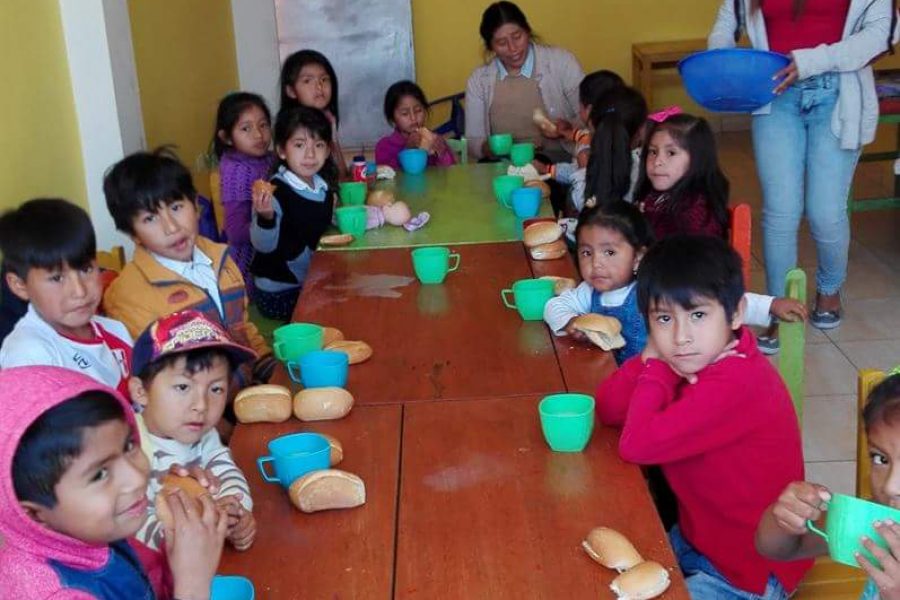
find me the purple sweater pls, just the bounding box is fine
[374,129,456,169]
[218,150,276,290]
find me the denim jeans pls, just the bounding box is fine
[669,526,789,599]
[751,73,860,296]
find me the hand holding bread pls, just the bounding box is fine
[570,314,626,351]
[252,179,276,220]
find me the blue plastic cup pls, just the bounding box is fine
[507,186,541,218]
[398,148,428,174]
[211,575,255,600]
[287,350,349,388]
[256,432,330,488]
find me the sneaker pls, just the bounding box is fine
[756,334,780,355]
[810,309,842,330]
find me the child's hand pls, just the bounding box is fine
[164,490,228,600]
[711,338,745,364]
[167,464,220,495]
[406,130,423,150]
[555,118,574,139]
[859,520,900,599]
[563,318,587,342]
[532,159,550,176]
[771,481,831,536]
[770,297,809,323]
[215,493,245,528]
[252,185,275,221]
[229,509,257,551]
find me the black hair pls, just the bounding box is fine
[584,86,648,209]
[279,49,340,123]
[479,1,535,51]
[13,390,126,508]
[0,199,96,279]
[383,80,429,124]
[579,70,625,110]
[634,113,731,238]
[212,92,272,158]
[863,373,900,432]
[103,147,196,235]
[637,235,745,322]
[575,201,655,253]
[273,105,340,194]
[137,347,237,386]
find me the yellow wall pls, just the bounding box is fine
[0,0,87,213]
[128,0,239,196]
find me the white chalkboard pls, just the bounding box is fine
[274,0,415,149]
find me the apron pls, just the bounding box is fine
[489,74,568,161]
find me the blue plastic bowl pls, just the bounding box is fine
[398,148,428,174]
[678,48,790,113]
[211,575,255,600]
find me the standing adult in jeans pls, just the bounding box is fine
[709,0,897,351]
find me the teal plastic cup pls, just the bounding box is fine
[500,278,554,321]
[510,142,535,167]
[807,493,900,568]
[489,133,513,156]
[211,575,255,600]
[256,432,330,488]
[339,181,367,206]
[492,175,525,205]
[411,246,460,284]
[539,393,596,452]
[507,186,541,218]
[336,206,367,237]
[273,323,323,362]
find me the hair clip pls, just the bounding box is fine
[889,365,900,378]
[648,106,683,123]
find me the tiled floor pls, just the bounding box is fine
[719,131,900,495]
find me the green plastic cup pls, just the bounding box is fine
[339,181,367,206]
[500,278,554,321]
[807,493,900,568]
[510,142,535,167]
[411,246,460,285]
[335,206,367,237]
[492,175,525,205]
[489,133,513,156]
[273,323,323,362]
[539,393,596,452]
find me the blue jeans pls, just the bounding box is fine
[751,73,860,297]
[669,526,789,599]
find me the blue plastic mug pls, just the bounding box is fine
[287,350,349,388]
[211,575,255,600]
[507,186,541,218]
[256,433,330,488]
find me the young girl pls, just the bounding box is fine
[633,113,730,241]
[213,92,276,293]
[279,49,348,179]
[544,202,653,365]
[755,370,900,599]
[375,80,456,170]
[250,106,337,321]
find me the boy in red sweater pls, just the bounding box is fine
[596,235,812,598]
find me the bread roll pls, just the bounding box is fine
[234,384,292,423]
[572,314,626,351]
[322,326,345,347]
[529,239,567,261]
[532,108,558,136]
[321,433,344,466]
[540,275,577,295]
[524,179,551,199]
[293,387,354,421]
[610,562,671,600]
[523,221,563,247]
[418,127,437,150]
[325,340,373,365]
[582,527,643,572]
[320,233,353,247]
[383,201,412,226]
[288,469,366,513]
[154,474,210,529]
[366,189,395,208]
[252,179,276,196]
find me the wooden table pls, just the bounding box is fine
[632,38,707,109]
[292,242,566,404]
[395,396,689,599]
[321,163,553,250]
[218,405,402,599]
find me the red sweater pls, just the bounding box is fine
[764,0,850,55]
[596,327,813,593]
[637,192,725,241]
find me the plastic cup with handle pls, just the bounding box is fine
[539,393,596,452]
[287,349,349,388]
[492,175,525,205]
[256,432,331,489]
[273,323,323,362]
[500,278,554,321]
[339,181,367,206]
[411,246,460,284]
[336,206,367,237]
[806,493,900,568]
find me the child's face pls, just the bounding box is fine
[277,127,330,186]
[226,105,271,158]
[130,196,199,262]
[646,129,690,192]
[7,262,101,339]
[22,419,150,544]
[131,355,230,444]
[286,63,332,111]
[868,418,900,509]
[393,95,426,136]
[576,225,643,292]
[647,295,743,376]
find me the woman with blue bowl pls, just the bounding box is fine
[709,0,898,352]
[464,1,584,163]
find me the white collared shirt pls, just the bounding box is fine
[496,43,536,80]
[275,165,328,198]
[151,246,223,317]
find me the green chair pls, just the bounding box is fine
[779,268,807,419]
[446,137,468,164]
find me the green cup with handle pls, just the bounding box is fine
[500,278,554,321]
[411,246,461,285]
[273,323,323,362]
[806,493,900,568]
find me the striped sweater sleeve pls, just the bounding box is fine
[200,430,253,511]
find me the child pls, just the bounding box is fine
[250,106,337,321]
[127,310,257,554]
[0,199,133,397]
[596,235,813,598]
[102,148,275,388]
[0,365,226,599]
[553,69,625,169]
[375,80,456,170]
[756,370,900,600]
[279,49,348,179]
[212,92,277,292]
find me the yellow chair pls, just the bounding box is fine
[96,246,125,273]
[209,168,225,234]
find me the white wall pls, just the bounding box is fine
[230,0,281,113]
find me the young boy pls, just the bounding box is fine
[596,235,813,598]
[102,149,275,388]
[128,310,257,553]
[0,199,133,397]
[0,365,226,599]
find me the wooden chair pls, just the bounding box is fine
[779,268,807,419]
[96,246,125,273]
[729,203,752,290]
[209,168,225,234]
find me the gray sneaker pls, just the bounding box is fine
[756,335,780,355]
